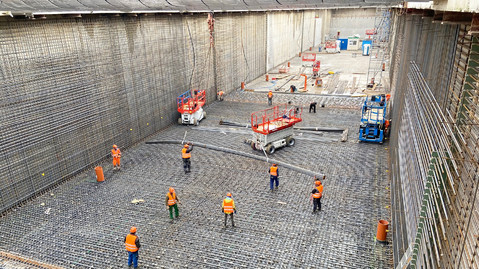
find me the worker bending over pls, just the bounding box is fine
[309,102,317,113]
[124,226,141,268]
[269,163,279,191]
[222,193,236,227]
[267,91,273,106]
[112,144,121,170]
[166,187,180,220]
[311,178,324,213]
[181,142,193,173]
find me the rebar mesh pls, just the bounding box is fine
[0,92,392,268]
[389,9,479,268]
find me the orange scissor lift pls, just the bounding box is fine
[250,104,302,154]
[177,89,206,125]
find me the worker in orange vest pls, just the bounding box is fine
[124,226,141,268]
[267,91,273,106]
[222,193,236,227]
[311,179,324,213]
[166,187,180,220]
[111,144,121,170]
[218,90,224,101]
[182,142,193,173]
[269,163,279,191]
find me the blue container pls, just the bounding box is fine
[339,39,348,50]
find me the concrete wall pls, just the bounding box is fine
[329,8,376,39]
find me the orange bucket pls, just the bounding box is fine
[95,166,104,182]
[376,219,389,242]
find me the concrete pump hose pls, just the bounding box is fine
[145,140,322,178]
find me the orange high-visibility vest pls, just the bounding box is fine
[223,198,234,214]
[125,234,138,252]
[312,185,323,198]
[182,148,191,159]
[112,148,121,158]
[268,92,273,98]
[270,166,278,176]
[167,192,177,206]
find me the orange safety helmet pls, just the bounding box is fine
[169,187,175,193]
[272,163,277,166]
[184,144,189,148]
[315,180,321,186]
[130,227,137,233]
[113,144,117,148]
[226,192,232,197]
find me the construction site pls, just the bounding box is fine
[0,0,478,268]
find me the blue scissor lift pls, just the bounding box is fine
[359,94,389,143]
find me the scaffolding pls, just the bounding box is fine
[366,8,391,88]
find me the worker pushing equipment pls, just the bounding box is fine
[267,91,273,106]
[124,226,141,268]
[166,187,180,220]
[222,193,236,227]
[310,177,324,213]
[111,144,121,170]
[181,142,193,173]
[269,163,279,191]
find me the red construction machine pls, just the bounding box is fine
[177,89,206,125]
[250,104,302,154]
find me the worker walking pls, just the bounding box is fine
[311,179,324,213]
[124,226,141,268]
[166,187,180,220]
[182,142,193,173]
[267,91,273,106]
[112,144,121,170]
[269,163,279,191]
[309,102,317,113]
[222,193,236,227]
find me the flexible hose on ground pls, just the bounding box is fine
[145,140,323,178]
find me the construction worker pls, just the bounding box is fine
[111,145,121,170]
[218,90,224,101]
[269,163,279,191]
[166,187,180,220]
[309,101,317,113]
[290,85,297,93]
[311,179,324,213]
[124,226,141,268]
[222,193,236,227]
[181,142,193,173]
[267,90,273,106]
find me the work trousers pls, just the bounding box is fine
[127,251,138,268]
[113,157,121,167]
[309,104,316,113]
[313,197,322,212]
[224,213,235,227]
[169,204,179,219]
[270,176,279,190]
[268,98,272,106]
[183,158,191,172]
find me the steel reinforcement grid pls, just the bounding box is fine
[0,93,393,268]
[390,10,479,268]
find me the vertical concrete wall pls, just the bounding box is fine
[329,8,376,39]
[266,10,318,71]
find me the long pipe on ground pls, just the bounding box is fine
[145,140,323,178]
[219,120,345,132]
